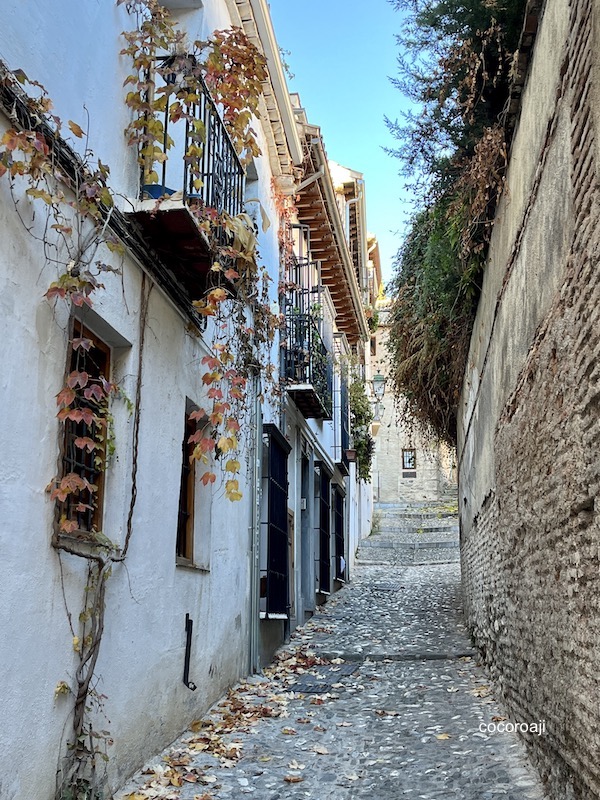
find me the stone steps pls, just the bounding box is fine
[361,499,460,566]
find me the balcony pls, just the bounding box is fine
[127,57,245,303]
[283,281,333,419]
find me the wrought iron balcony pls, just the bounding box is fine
[283,283,333,419]
[127,56,245,303]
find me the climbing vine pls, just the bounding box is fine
[386,0,526,443]
[120,0,281,498]
[348,368,375,483]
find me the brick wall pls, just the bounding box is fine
[459,0,600,796]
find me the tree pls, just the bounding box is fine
[386,0,526,443]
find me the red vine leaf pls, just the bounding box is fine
[67,370,89,389]
[56,387,76,407]
[45,285,67,301]
[72,337,93,352]
[200,471,216,486]
[68,120,86,138]
[59,517,79,534]
[83,384,106,403]
[74,437,97,453]
[57,407,97,426]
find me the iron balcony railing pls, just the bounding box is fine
[142,55,245,217]
[283,284,333,418]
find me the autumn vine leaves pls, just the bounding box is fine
[119,0,279,500]
[0,0,277,522]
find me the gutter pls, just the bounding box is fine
[249,0,304,167]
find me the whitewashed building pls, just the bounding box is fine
[0,1,373,797]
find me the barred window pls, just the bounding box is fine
[60,321,110,533]
[402,448,417,471]
[176,403,198,563]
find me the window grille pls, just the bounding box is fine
[60,321,110,533]
[176,402,199,562]
[333,487,345,580]
[260,424,292,618]
[316,463,332,594]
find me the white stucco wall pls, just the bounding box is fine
[0,1,288,796]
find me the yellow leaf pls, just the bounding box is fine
[68,120,85,138]
[225,459,240,474]
[217,435,232,454]
[435,733,451,740]
[54,681,70,699]
[72,636,81,653]
[100,187,113,208]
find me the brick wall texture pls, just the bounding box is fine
[460,0,600,797]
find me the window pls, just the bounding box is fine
[316,463,332,594]
[60,321,111,533]
[402,449,417,470]
[333,486,346,581]
[260,424,292,618]
[176,401,199,563]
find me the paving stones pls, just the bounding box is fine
[115,518,547,800]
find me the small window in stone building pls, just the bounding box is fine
[402,448,417,478]
[402,448,417,470]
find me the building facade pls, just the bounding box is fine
[372,298,456,505]
[0,1,374,797]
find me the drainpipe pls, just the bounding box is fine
[249,371,263,674]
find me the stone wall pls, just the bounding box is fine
[459,0,600,797]
[373,308,457,504]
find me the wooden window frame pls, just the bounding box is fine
[176,401,199,564]
[59,320,111,535]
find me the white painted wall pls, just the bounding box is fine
[0,1,288,796]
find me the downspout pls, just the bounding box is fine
[249,372,263,674]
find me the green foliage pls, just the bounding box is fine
[349,377,375,482]
[386,0,526,443]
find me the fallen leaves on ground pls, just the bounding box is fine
[118,647,343,798]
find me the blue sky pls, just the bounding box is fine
[268,0,413,283]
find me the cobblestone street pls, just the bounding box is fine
[117,507,546,800]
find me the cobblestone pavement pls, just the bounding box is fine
[116,558,547,800]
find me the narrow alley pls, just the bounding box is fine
[117,504,546,800]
